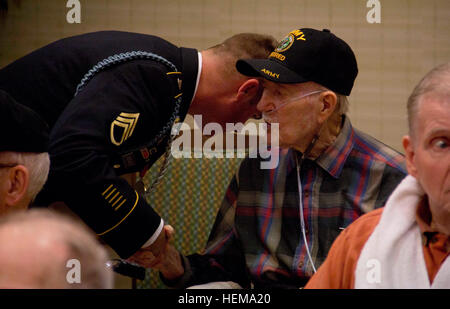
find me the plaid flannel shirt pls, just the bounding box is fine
[171,116,407,288]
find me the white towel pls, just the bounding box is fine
[355,175,450,288]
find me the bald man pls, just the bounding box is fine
[0,209,113,288]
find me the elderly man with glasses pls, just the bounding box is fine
[0,90,50,216]
[151,28,408,289]
[305,62,450,289]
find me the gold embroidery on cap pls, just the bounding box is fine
[261,68,280,79]
[269,52,286,61]
[275,34,294,52]
[290,29,306,41]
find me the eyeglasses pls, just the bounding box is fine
[264,90,325,116]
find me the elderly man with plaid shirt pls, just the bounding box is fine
[152,28,407,289]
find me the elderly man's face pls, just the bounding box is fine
[403,96,450,218]
[257,80,324,149]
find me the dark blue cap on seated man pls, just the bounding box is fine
[0,90,49,153]
[236,28,358,96]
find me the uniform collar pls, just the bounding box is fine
[192,52,202,104]
[179,47,199,119]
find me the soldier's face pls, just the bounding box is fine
[200,85,262,128]
[200,104,258,129]
[230,98,261,125]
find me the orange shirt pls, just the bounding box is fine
[305,202,450,289]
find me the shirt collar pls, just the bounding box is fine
[416,197,450,250]
[314,115,355,179]
[416,197,434,233]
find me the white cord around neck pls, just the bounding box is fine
[295,152,317,274]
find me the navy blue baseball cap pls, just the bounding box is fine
[0,90,49,153]
[236,28,358,96]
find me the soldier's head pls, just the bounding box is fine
[190,33,278,127]
[402,62,450,235]
[0,90,50,216]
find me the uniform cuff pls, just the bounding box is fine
[142,219,164,248]
[100,193,162,259]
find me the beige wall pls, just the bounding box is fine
[1,0,449,151]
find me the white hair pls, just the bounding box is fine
[307,81,349,115]
[0,151,50,201]
[336,94,349,115]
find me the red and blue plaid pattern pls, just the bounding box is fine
[181,117,407,288]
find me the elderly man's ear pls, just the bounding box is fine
[317,91,338,124]
[236,78,262,103]
[4,165,29,208]
[402,135,418,177]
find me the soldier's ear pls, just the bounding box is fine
[236,79,261,103]
[4,165,29,209]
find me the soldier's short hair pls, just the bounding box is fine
[208,33,278,78]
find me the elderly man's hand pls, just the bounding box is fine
[152,244,185,281]
[126,225,174,268]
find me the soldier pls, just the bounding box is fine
[0,31,277,266]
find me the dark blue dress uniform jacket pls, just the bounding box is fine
[0,31,199,258]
